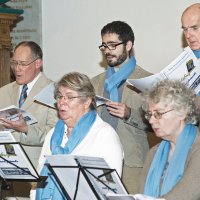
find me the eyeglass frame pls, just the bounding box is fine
[182,25,200,33]
[98,41,125,51]
[55,93,85,102]
[144,109,174,121]
[10,57,39,69]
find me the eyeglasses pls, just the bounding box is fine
[55,94,85,102]
[182,25,200,33]
[10,57,39,69]
[99,42,125,51]
[144,109,174,121]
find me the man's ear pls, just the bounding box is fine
[126,41,133,52]
[35,58,43,69]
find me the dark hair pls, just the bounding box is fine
[101,21,135,44]
[14,41,43,60]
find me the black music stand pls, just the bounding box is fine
[45,155,128,200]
[0,142,45,199]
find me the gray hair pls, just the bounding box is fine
[55,72,96,110]
[142,80,199,124]
[15,41,43,60]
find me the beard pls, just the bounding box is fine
[106,48,128,67]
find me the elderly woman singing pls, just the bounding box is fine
[31,72,123,200]
[138,80,200,200]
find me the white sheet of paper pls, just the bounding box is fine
[96,95,111,107]
[46,155,127,200]
[33,82,56,108]
[127,46,200,94]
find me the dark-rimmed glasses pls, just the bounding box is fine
[10,57,39,69]
[99,42,125,51]
[144,109,174,121]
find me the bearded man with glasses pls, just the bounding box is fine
[0,41,58,198]
[91,21,152,194]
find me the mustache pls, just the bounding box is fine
[105,53,116,58]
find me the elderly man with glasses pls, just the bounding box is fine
[0,41,58,198]
[181,3,200,61]
[91,21,152,194]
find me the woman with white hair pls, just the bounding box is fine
[139,80,200,200]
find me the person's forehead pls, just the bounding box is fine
[182,8,200,25]
[13,46,32,59]
[102,33,120,42]
[148,101,170,110]
[58,86,77,94]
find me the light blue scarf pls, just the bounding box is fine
[104,57,136,102]
[36,110,97,200]
[144,124,197,197]
[193,50,200,59]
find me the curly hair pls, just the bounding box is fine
[142,80,199,124]
[55,72,96,110]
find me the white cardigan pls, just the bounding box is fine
[31,114,123,199]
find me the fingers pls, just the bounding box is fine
[106,101,127,118]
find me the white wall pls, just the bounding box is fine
[42,0,198,81]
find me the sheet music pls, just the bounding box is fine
[46,155,128,200]
[96,95,111,107]
[0,105,38,132]
[33,82,56,108]
[127,46,200,93]
[0,132,39,180]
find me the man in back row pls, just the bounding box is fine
[0,41,58,197]
[181,3,200,62]
[91,21,151,194]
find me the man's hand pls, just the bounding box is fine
[0,112,28,133]
[106,101,131,119]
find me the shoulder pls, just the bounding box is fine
[128,65,152,79]
[189,131,200,155]
[94,114,115,130]
[0,82,19,96]
[38,73,53,85]
[92,115,120,140]
[91,72,106,84]
[0,81,17,90]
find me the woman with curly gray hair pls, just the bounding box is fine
[138,80,200,200]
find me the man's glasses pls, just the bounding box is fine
[55,94,85,102]
[182,25,200,33]
[144,109,174,121]
[10,57,39,69]
[99,42,125,51]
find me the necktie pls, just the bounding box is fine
[19,84,28,108]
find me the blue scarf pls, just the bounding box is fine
[193,50,200,59]
[104,57,136,102]
[36,110,97,200]
[144,124,197,197]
